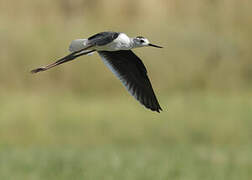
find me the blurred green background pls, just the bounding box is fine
[0,0,252,179]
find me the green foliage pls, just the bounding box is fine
[0,93,252,179]
[1,145,252,180]
[0,92,252,147]
[0,0,252,93]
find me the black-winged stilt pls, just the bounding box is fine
[31,31,163,112]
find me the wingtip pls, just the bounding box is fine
[155,107,163,113]
[148,104,162,113]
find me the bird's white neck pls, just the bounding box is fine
[108,33,135,50]
[129,38,137,48]
[95,33,135,51]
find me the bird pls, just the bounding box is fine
[31,31,163,112]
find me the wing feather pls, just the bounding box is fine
[88,32,119,46]
[98,50,162,112]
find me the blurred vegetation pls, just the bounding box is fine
[0,0,252,93]
[0,0,252,179]
[0,92,252,179]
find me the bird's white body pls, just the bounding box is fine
[69,33,151,53]
[96,33,133,51]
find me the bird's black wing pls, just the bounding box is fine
[98,50,162,112]
[88,32,119,46]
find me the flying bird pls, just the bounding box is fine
[31,31,163,112]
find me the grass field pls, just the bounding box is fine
[1,145,251,180]
[1,0,252,179]
[0,92,251,179]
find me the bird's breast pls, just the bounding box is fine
[95,33,132,51]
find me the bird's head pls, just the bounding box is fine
[133,36,163,48]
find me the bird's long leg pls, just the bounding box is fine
[30,48,96,74]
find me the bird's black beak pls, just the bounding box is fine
[148,43,163,48]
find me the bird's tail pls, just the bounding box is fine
[69,39,89,52]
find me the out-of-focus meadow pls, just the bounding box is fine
[0,0,252,179]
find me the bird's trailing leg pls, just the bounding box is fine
[30,48,95,74]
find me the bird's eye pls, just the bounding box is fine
[140,39,145,43]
